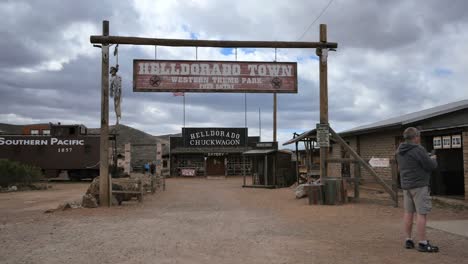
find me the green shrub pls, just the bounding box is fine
[0,159,43,187]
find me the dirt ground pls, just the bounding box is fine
[1,177,468,264]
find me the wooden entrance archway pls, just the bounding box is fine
[89,20,393,207]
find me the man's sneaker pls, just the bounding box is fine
[418,241,439,253]
[405,239,415,249]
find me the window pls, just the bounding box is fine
[54,128,65,137]
[42,129,51,136]
[433,137,442,149]
[452,135,462,148]
[30,129,39,135]
[442,136,451,149]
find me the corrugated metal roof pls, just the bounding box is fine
[340,99,468,136]
[282,129,317,146]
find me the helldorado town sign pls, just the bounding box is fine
[133,60,297,93]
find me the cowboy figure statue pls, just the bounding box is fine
[110,65,122,125]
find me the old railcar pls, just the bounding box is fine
[0,124,112,180]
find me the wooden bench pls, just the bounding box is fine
[112,178,144,203]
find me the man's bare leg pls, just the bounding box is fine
[416,213,427,242]
[404,212,414,238]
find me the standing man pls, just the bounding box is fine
[396,127,438,252]
[150,162,156,176]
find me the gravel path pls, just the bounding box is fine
[1,177,467,264]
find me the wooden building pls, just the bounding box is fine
[283,130,327,184]
[170,127,260,177]
[243,142,296,188]
[287,100,468,200]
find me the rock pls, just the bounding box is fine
[44,201,80,213]
[111,195,120,206]
[8,186,17,192]
[85,176,146,205]
[295,184,308,199]
[61,203,72,210]
[82,194,98,208]
[86,178,100,196]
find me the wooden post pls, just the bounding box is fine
[273,93,277,142]
[99,20,111,207]
[264,154,268,185]
[295,140,299,184]
[124,143,131,175]
[259,108,261,141]
[391,159,399,207]
[203,157,207,177]
[273,153,277,186]
[354,136,361,200]
[318,24,328,181]
[304,141,310,174]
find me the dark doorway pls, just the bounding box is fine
[206,156,225,176]
[424,135,464,196]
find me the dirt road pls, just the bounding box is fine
[1,177,467,264]
[0,182,88,220]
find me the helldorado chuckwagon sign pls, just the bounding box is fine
[183,127,247,147]
[133,60,297,93]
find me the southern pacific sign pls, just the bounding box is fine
[133,60,297,93]
[0,135,100,170]
[183,128,247,147]
[0,137,84,146]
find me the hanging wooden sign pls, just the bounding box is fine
[182,127,247,147]
[133,60,297,93]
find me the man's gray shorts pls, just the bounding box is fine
[403,186,432,214]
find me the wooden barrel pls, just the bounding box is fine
[304,184,324,205]
[323,177,343,205]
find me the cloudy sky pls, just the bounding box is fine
[1,0,467,146]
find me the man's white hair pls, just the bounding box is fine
[403,127,420,140]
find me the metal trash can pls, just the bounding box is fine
[323,177,343,205]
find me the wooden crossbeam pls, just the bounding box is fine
[90,36,338,49]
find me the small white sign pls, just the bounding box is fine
[442,136,451,149]
[181,168,196,177]
[369,157,390,168]
[433,136,442,149]
[452,135,461,148]
[316,123,330,148]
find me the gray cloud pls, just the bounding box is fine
[1,0,468,146]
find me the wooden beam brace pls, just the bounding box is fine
[327,158,358,163]
[329,127,396,200]
[90,36,338,49]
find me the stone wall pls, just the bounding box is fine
[327,129,401,182]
